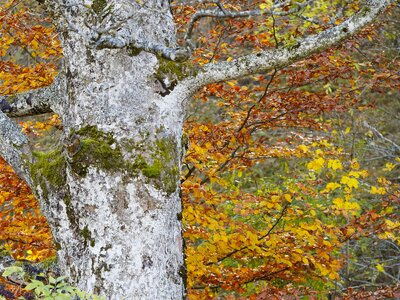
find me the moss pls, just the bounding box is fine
[92,0,107,15]
[128,46,142,56]
[30,149,66,191]
[123,136,179,194]
[41,257,58,269]
[55,242,62,250]
[0,247,9,257]
[152,138,180,194]
[80,225,95,248]
[181,132,189,149]
[156,58,197,84]
[157,58,187,81]
[142,159,162,178]
[63,194,79,228]
[128,140,179,194]
[69,126,179,195]
[70,126,124,177]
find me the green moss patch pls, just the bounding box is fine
[81,225,95,248]
[92,0,107,15]
[69,125,179,195]
[69,126,124,177]
[31,149,66,189]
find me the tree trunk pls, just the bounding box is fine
[28,2,186,299]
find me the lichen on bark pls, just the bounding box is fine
[68,125,179,195]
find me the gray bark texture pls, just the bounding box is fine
[0,0,393,299]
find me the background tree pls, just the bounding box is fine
[0,0,396,299]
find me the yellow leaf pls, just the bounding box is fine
[31,39,39,50]
[384,162,396,171]
[327,159,342,170]
[333,197,343,207]
[329,272,339,280]
[325,182,341,191]
[297,144,309,153]
[344,127,351,134]
[376,264,385,272]
[340,176,358,189]
[370,186,386,195]
[351,161,360,170]
[284,194,292,203]
[307,157,325,172]
[199,125,209,132]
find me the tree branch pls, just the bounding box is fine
[363,120,400,155]
[95,35,190,62]
[181,0,393,93]
[0,111,32,186]
[0,72,65,188]
[184,0,311,47]
[0,73,66,117]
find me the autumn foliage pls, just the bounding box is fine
[175,1,400,298]
[1,0,400,299]
[0,0,61,95]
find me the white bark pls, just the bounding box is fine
[0,111,32,185]
[0,0,394,299]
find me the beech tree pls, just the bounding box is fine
[0,0,395,298]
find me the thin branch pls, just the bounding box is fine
[237,69,277,132]
[179,0,393,94]
[363,121,400,153]
[208,204,288,265]
[184,1,313,47]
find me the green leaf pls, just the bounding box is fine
[55,275,68,283]
[2,266,24,277]
[25,282,40,291]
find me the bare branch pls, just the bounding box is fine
[0,73,66,117]
[363,121,400,154]
[0,111,32,186]
[180,0,393,94]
